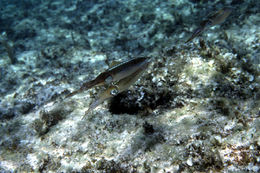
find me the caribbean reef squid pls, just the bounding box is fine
[186,7,232,43]
[66,57,151,118]
[66,57,150,98]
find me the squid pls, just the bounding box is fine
[186,7,232,43]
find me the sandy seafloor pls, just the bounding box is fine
[0,0,259,172]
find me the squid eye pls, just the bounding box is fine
[207,19,213,26]
[110,89,118,96]
[105,75,113,84]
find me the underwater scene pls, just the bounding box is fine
[0,0,259,172]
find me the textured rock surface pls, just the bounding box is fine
[0,0,259,172]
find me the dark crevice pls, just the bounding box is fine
[109,88,184,115]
